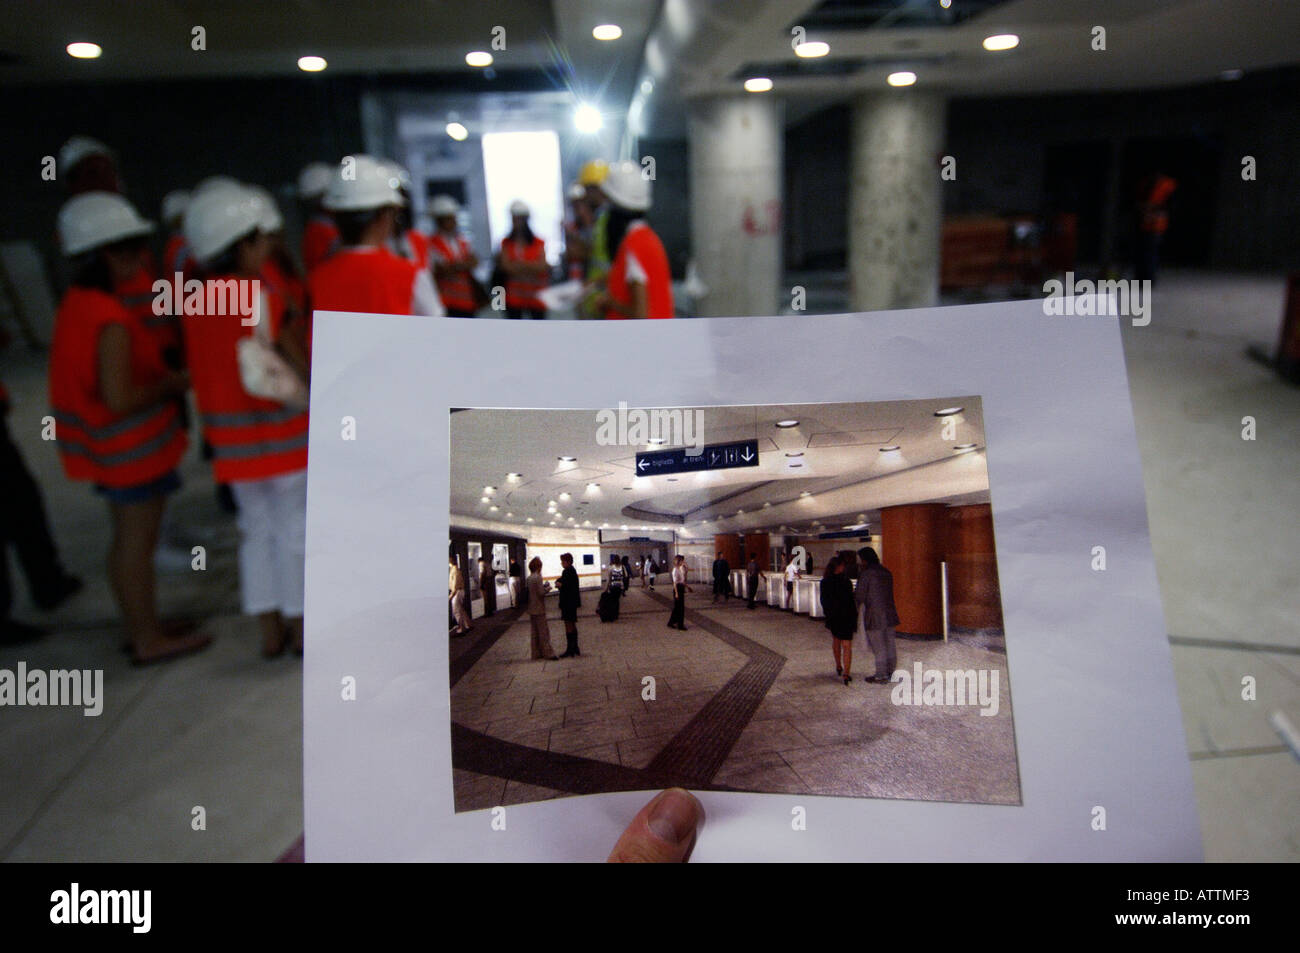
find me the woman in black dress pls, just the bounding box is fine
[820,556,857,685]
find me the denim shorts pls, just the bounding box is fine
[95,469,181,504]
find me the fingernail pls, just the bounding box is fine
[646,788,699,845]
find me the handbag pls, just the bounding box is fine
[237,290,308,408]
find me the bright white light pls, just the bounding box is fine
[445,122,469,141]
[744,77,773,93]
[888,71,917,87]
[640,79,653,94]
[482,130,564,267]
[297,55,327,72]
[982,34,1020,52]
[465,51,493,67]
[940,0,952,8]
[574,103,603,133]
[794,41,829,58]
[67,42,102,59]
[592,24,623,41]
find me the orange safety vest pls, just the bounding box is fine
[302,215,340,272]
[48,287,188,488]
[430,232,476,312]
[606,223,674,320]
[1140,175,1177,234]
[501,236,548,310]
[183,277,308,483]
[308,246,418,316]
[163,232,195,281]
[116,259,182,359]
[397,229,431,271]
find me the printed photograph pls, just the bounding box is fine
[448,399,1019,810]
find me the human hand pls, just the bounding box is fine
[607,788,704,863]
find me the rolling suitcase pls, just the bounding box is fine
[597,589,620,622]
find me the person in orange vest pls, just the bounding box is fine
[429,194,480,317]
[49,192,210,665]
[382,160,433,272]
[182,184,311,657]
[595,160,674,320]
[160,190,194,279]
[298,161,339,273]
[1135,171,1177,284]
[500,200,549,319]
[246,184,310,376]
[308,155,444,317]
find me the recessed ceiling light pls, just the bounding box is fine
[484,486,495,493]
[763,502,772,507]
[592,24,623,41]
[586,482,599,489]
[507,472,521,481]
[744,77,773,93]
[954,444,978,453]
[983,34,1020,52]
[934,406,964,416]
[800,491,811,498]
[465,51,493,67]
[667,477,678,482]
[480,496,489,503]
[548,499,557,506]
[879,445,901,452]
[506,512,513,518]
[887,71,917,87]
[489,505,498,512]
[67,42,102,59]
[621,525,628,530]
[446,122,469,141]
[736,510,744,515]
[558,455,577,462]
[559,492,571,501]
[776,419,799,428]
[526,517,534,522]
[640,79,653,94]
[785,451,804,457]
[794,41,829,58]
[297,55,327,72]
[940,0,952,7]
[550,521,557,525]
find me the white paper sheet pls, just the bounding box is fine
[302,301,1201,861]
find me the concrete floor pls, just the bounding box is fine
[0,268,1295,861]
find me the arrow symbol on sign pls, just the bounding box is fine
[637,459,650,471]
[740,448,755,462]
[710,452,720,465]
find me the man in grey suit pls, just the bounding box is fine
[856,547,900,684]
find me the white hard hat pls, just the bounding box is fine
[57,191,154,257]
[193,175,241,196]
[182,183,264,266]
[381,160,412,192]
[430,194,460,217]
[509,199,530,217]
[297,162,333,200]
[322,154,405,211]
[601,160,651,212]
[58,136,115,174]
[244,184,284,232]
[160,189,191,225]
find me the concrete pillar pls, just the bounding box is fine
[849,90,947,312]
[880,502,946,636]
[688,95,784,317]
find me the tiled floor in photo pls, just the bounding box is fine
[449,587,1018,810]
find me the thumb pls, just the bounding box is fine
[607,788,704,863]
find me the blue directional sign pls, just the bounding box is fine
[634,439,760,476]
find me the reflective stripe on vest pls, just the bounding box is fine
[208,430,308,460]
[201,405,305,429]
[54,407,183,467]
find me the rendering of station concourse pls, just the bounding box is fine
[0,0,1295,863]
[448,401,1017,809]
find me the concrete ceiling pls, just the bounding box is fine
[631,0,1300,137]
[450,400,989,539]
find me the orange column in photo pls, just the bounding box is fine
[944,503,1004,630]
[880,503,946,635]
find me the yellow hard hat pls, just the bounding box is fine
[578,159,609,186]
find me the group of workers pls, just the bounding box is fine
[29,134,676,666]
